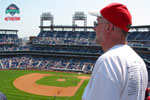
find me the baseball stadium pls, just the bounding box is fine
[0,12,150,100]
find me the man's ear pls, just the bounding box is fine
[105,23,114,35]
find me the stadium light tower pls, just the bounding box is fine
[72,12,87,31]
[40,12,54,31]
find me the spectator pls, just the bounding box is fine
[0,92,7,100]
[82,2,148,100]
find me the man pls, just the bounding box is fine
[82,3,148,100]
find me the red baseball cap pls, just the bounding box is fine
[89,3,132,32]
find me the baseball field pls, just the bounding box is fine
[0,70,90,100]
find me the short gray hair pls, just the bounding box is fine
[115,25,128,37]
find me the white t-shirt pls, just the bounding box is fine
[82,45,148,100]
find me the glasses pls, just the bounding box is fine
[94,21,98,27]
[94,20,112,29]
[93,21,108,27]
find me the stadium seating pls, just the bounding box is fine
[0,56,95,72]
[0,30,149,73]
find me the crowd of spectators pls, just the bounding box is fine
[30,46,103,54]
[128,32,150,41]
[0,31,149,52]
[0,34,20,44]
[32,31,97,46]
[0,56,95,72]
[0,45,30,51]
[31,31,150,48]
[0,30,149,72]
[127,31,150,48]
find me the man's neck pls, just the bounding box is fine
[102,40,127,52]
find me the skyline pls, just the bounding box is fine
[0,0,150,38]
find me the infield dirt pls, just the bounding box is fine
[13,73,90,96]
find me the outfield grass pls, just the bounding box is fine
[0,70,90,100]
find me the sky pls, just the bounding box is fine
[0,0,150,38]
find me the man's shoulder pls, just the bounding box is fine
[99,49,118,60]
[99,45,137,60]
